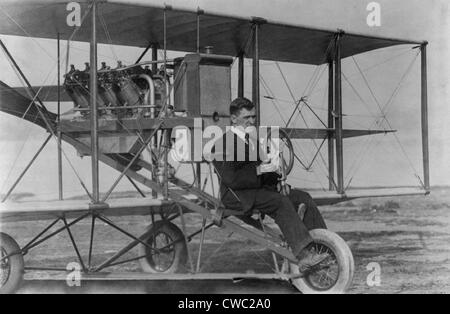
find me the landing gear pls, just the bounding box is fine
[0,233,24,294]
[138,221,188,274]
[290,229,354,294]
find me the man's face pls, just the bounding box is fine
[231,107,256,129]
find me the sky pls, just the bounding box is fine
[0,0,448,200]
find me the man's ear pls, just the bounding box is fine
[230,114,237,124]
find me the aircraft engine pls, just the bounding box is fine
[64,64,91,117]
[115,70,142,117]
[64,61,168,119]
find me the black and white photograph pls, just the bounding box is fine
[0,0,448,296]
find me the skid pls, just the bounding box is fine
[24,272,293,282]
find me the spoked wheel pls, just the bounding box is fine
[290,229,354,294]
[267,129,294,176]
[138,221,188,273]
[0,233,24,294]
[279,129,294,176]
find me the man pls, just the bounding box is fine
[213,97,327,271]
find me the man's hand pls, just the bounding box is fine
[277,182,291,195]
[257,156,282,176]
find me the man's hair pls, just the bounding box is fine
[230,97,255,116]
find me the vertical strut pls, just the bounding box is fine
[151,43,158,74]
[163,7,170,200]
[328,60,335,191]
[196,218,207,273]
[334,32,344,194]
[151,43,158,199]
[420,42,430,192]
[90,0,100,203]
[196,163,202,189]
[252,21,261,127]
[196,9,204,53]
[57,33,63,200]
[238,52,244,98]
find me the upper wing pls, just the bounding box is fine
[0,0,422,65]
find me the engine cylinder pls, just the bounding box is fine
[117,77,142,116]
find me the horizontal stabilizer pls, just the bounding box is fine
[308,187,428,206]
[282,128,396,139]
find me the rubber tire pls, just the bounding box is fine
[290,229,354,294]
[138,221,188,274]
[279,129,294,176]
[0,233,24,294]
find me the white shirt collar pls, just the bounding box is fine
[230,126,247,142]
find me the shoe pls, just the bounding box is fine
[297,246,329,273]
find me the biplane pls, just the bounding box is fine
[0,0,430,294]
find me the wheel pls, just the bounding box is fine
[290,229,354,294]
[138,221,188,273]
[265,128,294,175]
[277,129,294,176]
[0,233,24,294]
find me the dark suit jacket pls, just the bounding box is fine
[212,130,280,212]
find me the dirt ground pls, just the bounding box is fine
[1,187,449,294]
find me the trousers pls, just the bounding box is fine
[223,188,327,258]
[287,189,328,230]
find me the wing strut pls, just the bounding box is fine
[238,52,244,98]
[57,33,63,200]
[420,42,430,192]
[90,1,100,204]
[334,32,345,194]
[328,60,335,191]
[252,19,260,126]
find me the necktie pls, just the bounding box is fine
[245,133,255,151]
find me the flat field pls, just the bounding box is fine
[1,187,449,294]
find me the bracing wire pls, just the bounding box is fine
[98,8,120,62]
[274,68,333,188]
[0,5,54,61]
[259,73,329,190]
[341,70,378,121]
[65,2,95,74]
[344,50,423,189]
[275,38,335,177]
[351,56,386,121]
[380,51,421,118]
[263,35,423,191]
[0,51,58,193]
[0,7,103,200]
[307,46,413,98]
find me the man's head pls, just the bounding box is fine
[230,97,256,129]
